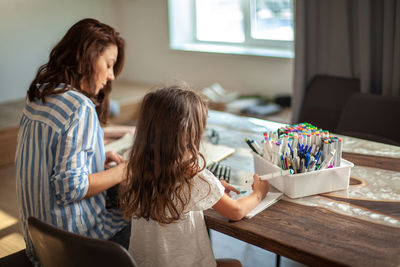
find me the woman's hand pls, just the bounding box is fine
[251,174,269,200]
[105,150,125,169]
[219,179,240,196]
[103,125,135,139]
[86,161,128,198]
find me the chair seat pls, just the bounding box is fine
[0,249,33,267]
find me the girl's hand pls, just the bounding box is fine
[219,179,240,195]
[251,174,269,200]
[105,150,125,169]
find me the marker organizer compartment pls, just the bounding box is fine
[253,153,354,198]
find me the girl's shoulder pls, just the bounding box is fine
[194,169,220,185]
[186,169,225,211]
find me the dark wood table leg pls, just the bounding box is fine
[275,254,281,267]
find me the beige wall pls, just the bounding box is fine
[0,0,293,103]
[116,0,293,98]
[0,0,120,102]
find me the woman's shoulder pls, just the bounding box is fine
[46,84,96,112]
[25,83,91,115]
[26,84,98,128]
[57,85,94,106]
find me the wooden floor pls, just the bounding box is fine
[0,163,25,257]
[0,83,302,266]
[0,94,27,258]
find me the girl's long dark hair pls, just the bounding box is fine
[27,18,125,124]
[120,85,208,224]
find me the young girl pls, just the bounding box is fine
[120,85,269,267]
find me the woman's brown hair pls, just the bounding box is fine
[120,85,208,224]
[27,18,125,124]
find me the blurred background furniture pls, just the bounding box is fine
[336,93,400,146]
[27,217,137,267]
[297,75,360,131]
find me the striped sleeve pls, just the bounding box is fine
[50,103,97,205]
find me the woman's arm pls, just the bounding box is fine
[103,125,135,139]
[212,174,269,221]
[86,161,127,198]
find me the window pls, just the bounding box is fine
[168,0,294,58]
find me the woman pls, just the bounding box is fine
[15,18,129,266]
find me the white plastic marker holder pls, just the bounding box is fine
[259,169,294,181]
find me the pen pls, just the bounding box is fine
[222,165,228,180]
[318,150,336,170]
[280,154,285,170]
[305,153,310,169]
[336,138,343,167]
[245,138,262,155]
[273,142,280,165]
[252,140,263,155]
[219,165,226,179]
[207,161,216,171]
[282,135,289,155]
[291,158,297,174]
[314,151,321,165]
[287,142,294,158]
[216,164,222,177]
[225,166,231,181]
[210,161,219,174]
[262,138,272,161]
[259,169,294,180]
[307,156,315,171]
[300,158,305,173]
[284,156,289,170]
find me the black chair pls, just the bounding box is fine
[336,92,400,146]
[0,249,33,267]
[27,217,137,267]
[298,75,360,131]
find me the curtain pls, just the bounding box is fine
[292,0,400,123]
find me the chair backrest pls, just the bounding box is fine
[336,93,400,146]
[27,217,137,267]
[298,75,360,131]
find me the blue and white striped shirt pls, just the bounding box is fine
[15,85,128,266]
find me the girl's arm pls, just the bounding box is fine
[212,174,269,221]
[219,179,240,195]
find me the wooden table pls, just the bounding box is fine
[204,111,400,267]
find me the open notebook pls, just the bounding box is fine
[230,189,283,219]
[200,142,235,163]
[230,170,283,218]
[105,133,236,164]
